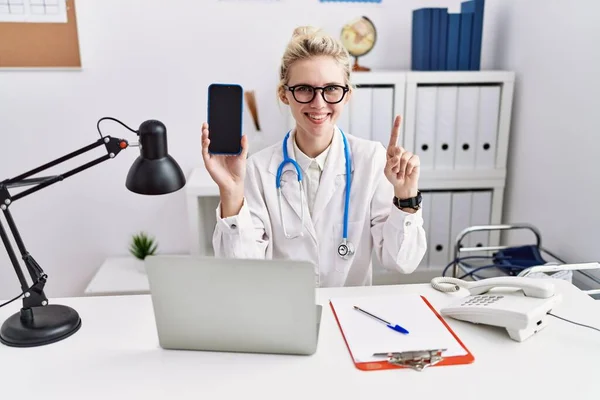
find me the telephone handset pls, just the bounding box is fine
[431,276,562,342]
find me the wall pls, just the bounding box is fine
[0,0,506,298]
[490,0,600,267]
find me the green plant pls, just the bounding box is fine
[129,232,158,260]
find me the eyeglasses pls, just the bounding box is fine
[284,84,349,104]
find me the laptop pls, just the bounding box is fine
[144,255,322,356]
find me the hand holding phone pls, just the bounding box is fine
[201,83,248,217]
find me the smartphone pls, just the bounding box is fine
[207,83,243,155]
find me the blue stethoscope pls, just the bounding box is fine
[276,129,354,260]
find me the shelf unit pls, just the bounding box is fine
[351,70,514,280]
[185,70,515,282]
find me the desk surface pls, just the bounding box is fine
[1,280,599,400]
[84,257,150,296]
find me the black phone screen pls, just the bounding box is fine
[207,84,243,154]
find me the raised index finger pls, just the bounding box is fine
[388,115,402,150]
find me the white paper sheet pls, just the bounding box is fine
[330,294,468,363]
[0,0,67,23]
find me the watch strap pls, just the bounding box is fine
[394,191,422,210]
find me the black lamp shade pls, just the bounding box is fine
[125,119,186,195]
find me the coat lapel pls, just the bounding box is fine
[311,128,355,225]
[267,133,318,244]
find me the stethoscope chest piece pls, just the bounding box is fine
[337,240,355,260]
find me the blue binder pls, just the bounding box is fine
[431,8,441,70]
[461,0,485,70]
[412,8,433,70]
[458,11,473,70]
[446,13,461,70]
[438,9,449,70]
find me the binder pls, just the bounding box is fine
[438,9,449,71]
[286,107,295,132]
[414,86,437,169]
[420,192,432,267]
[469,190,492,255]
[431,8,442,70]
[475,85,501,169]
[446,13,461,70]
[461,0,485,70]
[429,192,452,269]
[412,8,433,70]
[434,86,458,169]
[349,87,373,140]
[454,86,479,169]
[371,87,394,146]
[450,191,473,253]
[458,11,473,71]
[337,106,351,134]
[330,294,474,371]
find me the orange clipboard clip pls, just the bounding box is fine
[330,295,475,372]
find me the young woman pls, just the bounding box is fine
[201,26,426,287]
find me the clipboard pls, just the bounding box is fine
[329,294,475,371]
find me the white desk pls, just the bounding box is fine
[1,280,599,399]
[84,257,149,296]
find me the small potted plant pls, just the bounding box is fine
[129,231,158,272]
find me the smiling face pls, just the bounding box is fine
[280,55,351,145]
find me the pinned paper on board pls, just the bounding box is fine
[0,0,80,67]
[320,0,382,3]
[0,0,67,23]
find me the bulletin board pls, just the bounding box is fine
[0,0,81,68]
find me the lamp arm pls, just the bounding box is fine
[2,136,129,201]
[0,135,130,310]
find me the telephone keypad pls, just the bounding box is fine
[461,295,504,307]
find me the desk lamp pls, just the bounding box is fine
[0,117,186,347]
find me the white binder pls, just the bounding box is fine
[428,192,452,269]
[475,85,501,169]
[420,192,432,267]
[454,86,479,169]
[286,107,295,132]
[371,87,395,147]
[469,191,492,249]
[433,86,458,170]
[449,191,473,255]
[414,86,437,170]
[338,103,351,134]
[349,87,373,140]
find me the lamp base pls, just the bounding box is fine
[0,304,81,347]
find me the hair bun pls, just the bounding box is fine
[292,26,322,39]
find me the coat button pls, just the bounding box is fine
[405,221,411,227]
[231,224,237,229]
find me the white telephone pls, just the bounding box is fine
[431,276,562,342]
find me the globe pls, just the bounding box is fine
[340,16,377,71]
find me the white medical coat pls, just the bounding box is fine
[212,127,427,287]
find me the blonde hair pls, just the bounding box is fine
[277,26,353,101]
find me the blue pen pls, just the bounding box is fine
[353,305,409,334]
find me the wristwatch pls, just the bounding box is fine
[393,191,422,210]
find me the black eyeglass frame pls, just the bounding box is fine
[284,84,350,104]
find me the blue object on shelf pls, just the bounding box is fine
[320,0,382,2]
[438,9,449,70]
[458,11,473,70]
[411,8,433,70]
[461,0,485,70]
[446,13,461,70]
[431,8,441,70]
[411,0,484,71]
